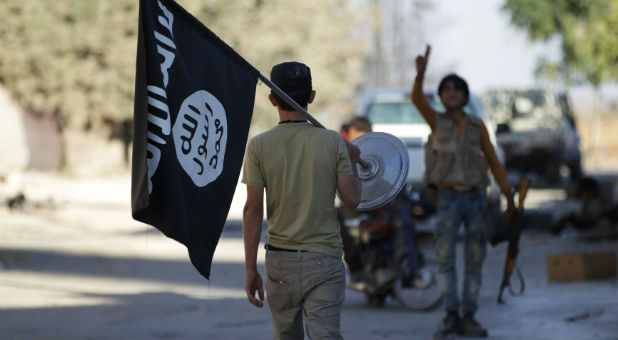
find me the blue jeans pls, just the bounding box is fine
[435,188,487,315]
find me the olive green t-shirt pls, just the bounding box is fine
[242,122,354,257]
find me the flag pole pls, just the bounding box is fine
[257,73,325,129]
[257,73,371,169]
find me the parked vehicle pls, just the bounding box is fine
[343,192,443,310]
[481,89,582,183]
[355,89,505,227]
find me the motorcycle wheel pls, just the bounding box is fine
[393,267,443,311]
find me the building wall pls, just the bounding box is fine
[0,87,29,175]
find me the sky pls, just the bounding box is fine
[422,0,617,112]
[425,0,561,93]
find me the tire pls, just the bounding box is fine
[567,161,583,181]
[393,268,443,311]
[393,239,443,311]
[544,155,561,184]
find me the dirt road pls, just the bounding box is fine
[0,174,616,339]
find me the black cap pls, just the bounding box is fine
[270,61,312,95]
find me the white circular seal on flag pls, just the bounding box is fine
[172,90,227,187]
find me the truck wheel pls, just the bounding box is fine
[544,156,561,184]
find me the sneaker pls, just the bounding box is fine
[413,268,433,289]
[401,269,432,289]
[346,271,366,291]
[458,314,488,338]
[433,311,461,339]
[374,268,395,287]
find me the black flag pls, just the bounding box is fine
[131,0,259,279]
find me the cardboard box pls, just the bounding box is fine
[546,251,617,281]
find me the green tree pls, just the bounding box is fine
[0,0,367,159]
[503,0,618,87]
[180,0,367,130]
[0,1,139,128]
[0,1,140,168]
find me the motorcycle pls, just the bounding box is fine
[340,187,443,310]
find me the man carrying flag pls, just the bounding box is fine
[242,62,362,340]
[132,1,363,338]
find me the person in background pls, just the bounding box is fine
[412,45,515,339]
[551,177,618,235]
[338,117,373,285]
[347,117,372,141]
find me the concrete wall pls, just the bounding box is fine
[0,87,29,175]
[0,86,128,177]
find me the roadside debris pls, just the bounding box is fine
[564,309,604,322]
[551,177,618,238]
[6,192,25,210]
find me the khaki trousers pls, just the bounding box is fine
[265,249,346,340]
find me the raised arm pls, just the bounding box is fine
[412,45,438,131]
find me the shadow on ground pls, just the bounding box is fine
[0,246,252,288]
[0,290,271,339]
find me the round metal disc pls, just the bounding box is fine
[351,132,409,211]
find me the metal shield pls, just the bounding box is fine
[351,132,409,211]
